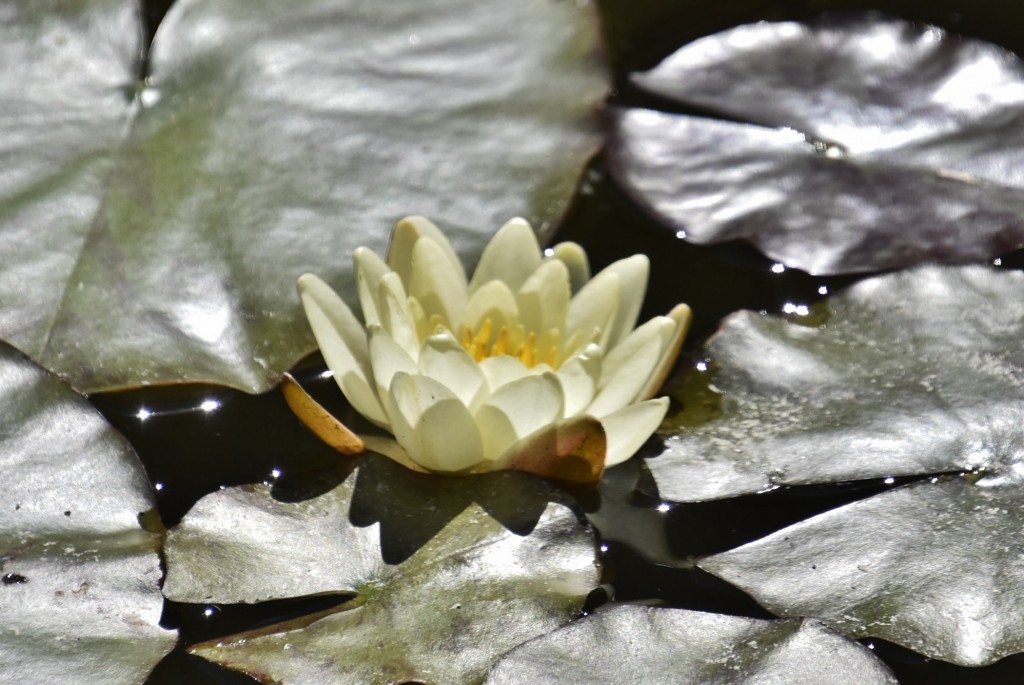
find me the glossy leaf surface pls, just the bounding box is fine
[485,605,898,684]
[701,475,1024,666]
[0,0,605,393]
[609,15,1024,274]
[164,457,599,684]
[648,266,1024,502]
[0,342,175,683]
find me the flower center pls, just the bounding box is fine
[460,318,559,368]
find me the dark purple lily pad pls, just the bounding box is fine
[608,14,1024,274]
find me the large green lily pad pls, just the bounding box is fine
[608,15,1024,274]
[647,265,1024,502]
[164,458,599,684]
[0,0,605,393]
[0,342,175,683]
[484,605,898,684]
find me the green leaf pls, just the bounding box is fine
[700,474,1024,666]
[0,342,175,683]
[164,456,599,684]
[484,605,898,684]
[0,0,605,393]
[608,15,1024,274]
[647,265,1024,502]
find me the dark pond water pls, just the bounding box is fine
[87,0,1024,682]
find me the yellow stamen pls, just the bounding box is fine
[472,319,493,362]
[492,326,508,357]
[518,331,536,367]
[544,329,559,367]
[460,321,563,369]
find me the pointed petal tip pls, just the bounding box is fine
[296,272,323,290]
[500,216,533,231]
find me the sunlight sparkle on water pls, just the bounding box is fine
[199,399,221,413]
[783,303,810,316]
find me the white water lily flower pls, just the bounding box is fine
[294,216,690,482]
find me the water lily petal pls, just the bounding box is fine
[639,303,692,400]
[478,356,533,393]
[518,259,571,337]
[588,316,675,417]
[601,397,670,466]
[387,215,465,288]
[469,218,542,293]
[565,270,621,352]
[555,343,602,416]
[406,296,430,342]
[368,324,417,403]
[599,255,650,348]
[297,273,389,427]
[378,272,420,359]
[474,374,564,462]
[546,241,591,293]
[408,234,469,327]
[461,279,520,340]
[418,331,487,407]
[385,372,484,472]
[488,414,607,483]
[353,247,391,328]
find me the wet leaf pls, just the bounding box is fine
[608,14,1024,274]
[164,458,599,684]
[700,474,1024,666]
[0,342,175,683]
[484,605,897,684]
[647,265,1024,502]
[0,0,605,393]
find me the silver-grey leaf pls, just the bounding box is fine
[484,605,898,684]
[0,342,175,684]
[164,463,599,684]
[700,474,1024,666]
[647,265,1024,502]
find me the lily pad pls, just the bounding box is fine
[163,457,599,684]
[608,15,1024,274]
[0,342,175,683]
[0,0,605,393]
[700,474,1024,666]
[646,265,1024,502]
[484,605,897,684]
